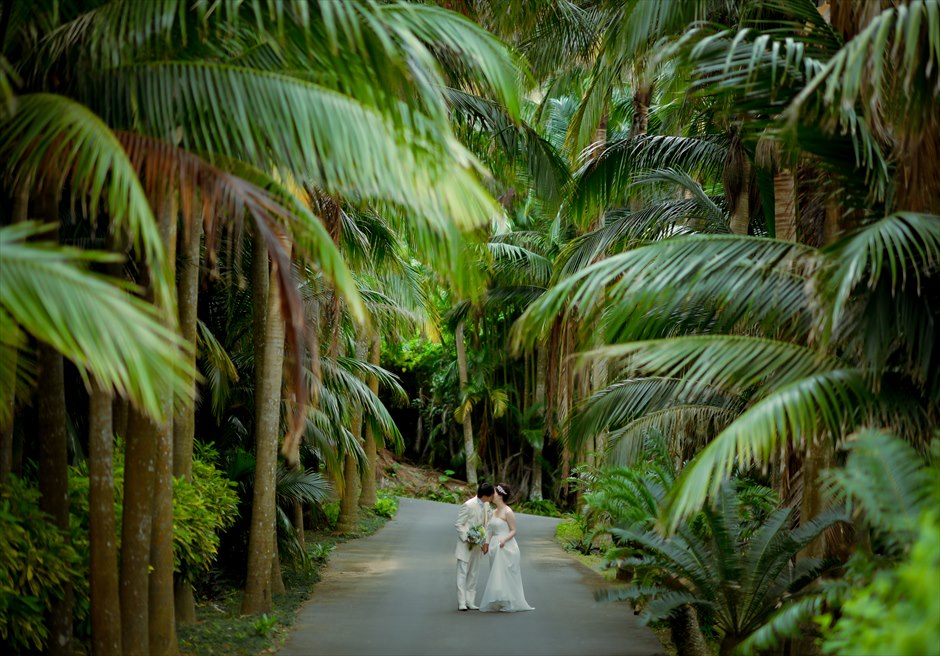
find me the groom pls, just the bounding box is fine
[454,482,494,611]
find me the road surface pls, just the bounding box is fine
[279,497,666,656]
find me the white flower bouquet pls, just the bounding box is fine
[467,524,487,549]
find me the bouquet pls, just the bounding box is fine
[467,524,487,549]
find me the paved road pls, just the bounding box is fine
[279,497,666,656]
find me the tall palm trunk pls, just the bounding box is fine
[773,168,797,241]
[558,321,573,500]
[359,333,381,507]
[173,215,203,624]
[38,341,73,655]
[455,320,477,485]
[89,380,122,655]
[36,196,73,656]
[121,407,157,654]
[629,76,654,213]
[726,133,751,236]
[338,339,367,532]
[242,235,289,615]
[530,347,547,501]
[149,206,178,656]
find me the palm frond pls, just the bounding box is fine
[487,242,553,287]
[378,3,526,118]
[92,62,500,233]
[662,369,872,531]
[0,93,171,308]
[735,595,825,655]
[447,88,571,208]
[823,213,940,334]
[788,0,940,121]
[0,222,194,420]
[824,428,936,540]
[319,359,401,447]
[569,134,729,221]
[197,319,238,421]
[276,466,333,506]
[582,336,843,395]
[514,234,814,348]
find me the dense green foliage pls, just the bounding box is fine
[372,494,399,518]
[67,443,239,587]
[0,476,80,651]
[820,508,940,656]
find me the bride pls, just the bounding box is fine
[479,483,534,612]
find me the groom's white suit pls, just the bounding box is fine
[455,495,491,610]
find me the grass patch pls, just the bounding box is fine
[178,507,391,656]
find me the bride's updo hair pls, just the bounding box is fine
[494,483,512,502]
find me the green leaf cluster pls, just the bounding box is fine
[0,476,80,652]
[172,453,240,582]
[819,508,940,656]
[67,441,239,587]
[372,494,398,519]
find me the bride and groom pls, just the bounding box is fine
[454,481,534,613]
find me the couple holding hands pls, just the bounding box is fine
[454,481,534,613]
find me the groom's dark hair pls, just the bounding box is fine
[476,482,495,498]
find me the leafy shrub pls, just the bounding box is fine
[819,508,940,656]
[252,613,279,637]
[172,447,240,582]
[69,441,239,586]
[373,494,398,518]
[0,475,80,652]
[516,499,561,517]
[308,542,335,563]
[422,487,460,504]
[322,501,340,529]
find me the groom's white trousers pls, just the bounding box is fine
[456,550,483,607]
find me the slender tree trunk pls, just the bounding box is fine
[36,195,73,656]
[113,398,129,439]
[773,169,797,241]
[241,237,289,615]
[173,215,202,625]
[148,203,179,656]
[0,177,29,483]
[630,77,654,213]
[339,340,367,531]
[38,342,73,656]
[359,334,381,507]
[148,418,177,656]
[89,381,123,656]
[271,548,286,595]
[728,155,752,236]
[455,321,477,485]
[337,448,360,533]
[558,321,573,500]
[530,347,547,501]
[122,408,157,654]
[293,500,305,549]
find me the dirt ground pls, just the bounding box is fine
[375,449,474,499]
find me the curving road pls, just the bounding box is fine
[279,497,666,656]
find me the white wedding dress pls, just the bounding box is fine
[479,516,534,612]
